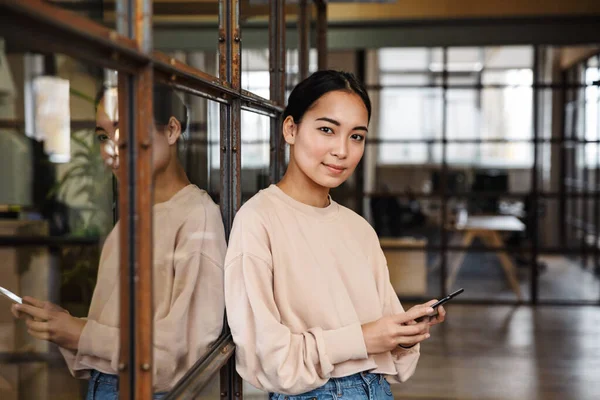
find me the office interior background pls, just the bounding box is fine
[0,1,599,399]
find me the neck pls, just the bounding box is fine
[277,157,330,208]
[153,161,191,205]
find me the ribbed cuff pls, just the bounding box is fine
[322,323,368,365]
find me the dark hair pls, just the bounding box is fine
[283,70,371,124]
[95,83,189,134]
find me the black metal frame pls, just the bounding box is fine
[0,0,327,398]
[362,45,600,306]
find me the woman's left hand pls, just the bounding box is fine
[428,304,446,326]
[11,297,86,350]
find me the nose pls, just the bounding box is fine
[331,136,348,159]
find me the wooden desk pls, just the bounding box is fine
[447,215,525,300]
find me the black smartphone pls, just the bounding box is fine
[415,288,464,323]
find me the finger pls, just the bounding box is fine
[25,319,49,333]
[11,304,21,319]
[430,306,446,325]
[397,321,430,336]
[14,304,49,321]
[395,306,434,324]
[424,299,438,307]
[27,329,50,341]
[397,332,430,347]
[22,296,45,308]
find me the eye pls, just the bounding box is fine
[319,127,334,134]
[351,133,365,142]
[96,133,109,143]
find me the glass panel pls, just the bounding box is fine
[241,1,271,99]
[482,68,533,86]
[379,48,431,71]
[444,194,531,301]
[377,143,430,165]
[378,88,442,142]
[49,0,114,24]
[241,110,271,204]
[483,46,533,69]
[481,86,533,141]
[537,243,600,301]
[0,47,113,399]
[444,89,479,140]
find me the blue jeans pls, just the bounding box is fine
[86,370,166,400]
[269,372,394,400]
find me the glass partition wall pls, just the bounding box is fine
[0,1,327,399]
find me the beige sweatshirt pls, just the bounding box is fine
[224,185,420,395]
[60,185,227,392]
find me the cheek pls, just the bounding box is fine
[295,133,330,162]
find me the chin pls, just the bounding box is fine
[314,176,348,189]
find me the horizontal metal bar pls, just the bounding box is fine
[364,83,599,90]
[0,119,94,131]
[154,55,283,114]
[0,236,100,247]
[163,334,235,400]
[399,298,600,306]
[364,138,600,144]
[364,191,599,199]
[0,352,66,364]
[0,0,147,73]
[0,1,280,112]
[379,244,600,254]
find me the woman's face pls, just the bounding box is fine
[285,90,368,189]
[95,94,177,177]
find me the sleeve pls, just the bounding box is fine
[76,251,220,389]
[370,233,420,383]
[224,212,368,395]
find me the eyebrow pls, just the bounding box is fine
[315,117,368,132]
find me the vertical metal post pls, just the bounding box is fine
[316,0,327,71]
[219,0,242,399]
[117,0,154,399]
[559,69,567,248]
[530,46,540,305]
[298,0,309,81]
[269,0,286,183]
[440,47,448,297]
[581,60,589,269]
[567,67,578,251]
[595,55,600,278]
[355,49,366,215]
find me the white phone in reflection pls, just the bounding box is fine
[0,286,23,304]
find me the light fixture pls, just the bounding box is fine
[33,76,71,163]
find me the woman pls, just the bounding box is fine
[12,83,227,399]
[224,70,446,400]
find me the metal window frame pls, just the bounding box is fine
[0,0,328,398]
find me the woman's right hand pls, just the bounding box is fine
[361,305,434,354]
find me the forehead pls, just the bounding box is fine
[306,90,368,122]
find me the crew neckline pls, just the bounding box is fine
[154,184,198,211]
[265,184,339,219]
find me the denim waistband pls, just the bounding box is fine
[309,372,381,394]
[90,370,119,385]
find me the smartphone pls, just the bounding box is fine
[0,286,23,304]
[415,288,464,322]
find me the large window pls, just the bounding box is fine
[376,46,534,167]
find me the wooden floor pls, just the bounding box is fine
[393,305,600,400]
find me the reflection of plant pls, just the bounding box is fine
[49,129,112,236]
[50,128,113,315]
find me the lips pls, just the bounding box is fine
[323,163,346,174]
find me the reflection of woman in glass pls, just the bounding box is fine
[12,83,227,400]
[225,71,447,400]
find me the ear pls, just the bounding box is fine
[282,115,297,145]
[166,116,182,145]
